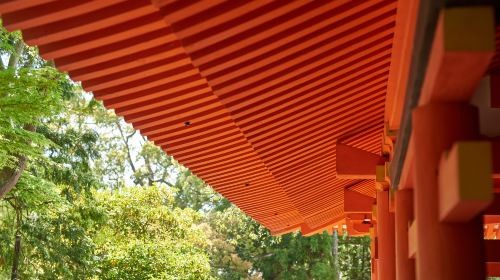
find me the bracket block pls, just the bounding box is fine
[419,6,496,105]
[438,141,493,222]
[376,162,391,191]
[352,222,371,234]
[336,143,381,179]
[382,122,397,159]
[344,189,375,213]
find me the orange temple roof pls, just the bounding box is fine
[1,0,397,235]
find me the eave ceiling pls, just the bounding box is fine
[0,0,397,234]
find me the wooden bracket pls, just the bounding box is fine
[336,143,381,179]
[376,162,391,191]
[438,141,493,222]
[382,122,397,159]
[419,6,495,105]
[344,189,375,213]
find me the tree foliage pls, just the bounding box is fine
[93,186,213,280]
[337,235,371,280]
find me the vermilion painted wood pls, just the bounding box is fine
[412,104,485,280]
[487,262,500,277]
[376,190,396,280]
[403,7,496,279]
[344,189,375,213]
[438,142,494,222]
[0,0,397,234]
[395,189,415,280]
[418,7,495,106]
[398,138,414,190]
[336,143,382,179]
[385,0,419,130]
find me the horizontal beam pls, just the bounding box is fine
[418,6,495,105]
[344,189,375,213]
[384,0,419,130]
[336,143,381,179]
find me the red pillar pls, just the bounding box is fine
[412,103,485,279]
[377,190,396,280]
[371,222,378,280]
[395,189,415,280]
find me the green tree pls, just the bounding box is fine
[0,23,102,280]
[93,186,214,280]
[0,25,67,198]
[337,235,371,280]
[250,231,338,280]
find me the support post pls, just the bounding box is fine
[395,189,415,280]
[412,103,485,279]
[376,190,396,280]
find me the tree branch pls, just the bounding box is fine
[154,178,174,188]
[8,40,24,69]
[114,119,143,185]
[0,124,35,199]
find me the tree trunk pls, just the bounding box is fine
[332,230,340,280]
[115,120,143,185]
[10,233,21,280]
[7,41,24,69]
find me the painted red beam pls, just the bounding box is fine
[336,143,381,179]
[384,0,419,130]
[418,7,495,105]
[487,262,500,277]
[344,189,375,213]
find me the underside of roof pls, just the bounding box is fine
[0,0,398,235]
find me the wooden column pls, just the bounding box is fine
[412,103,484,280]
[377,190,396,280]
[395,189,415,280]
[370,224,378,280]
